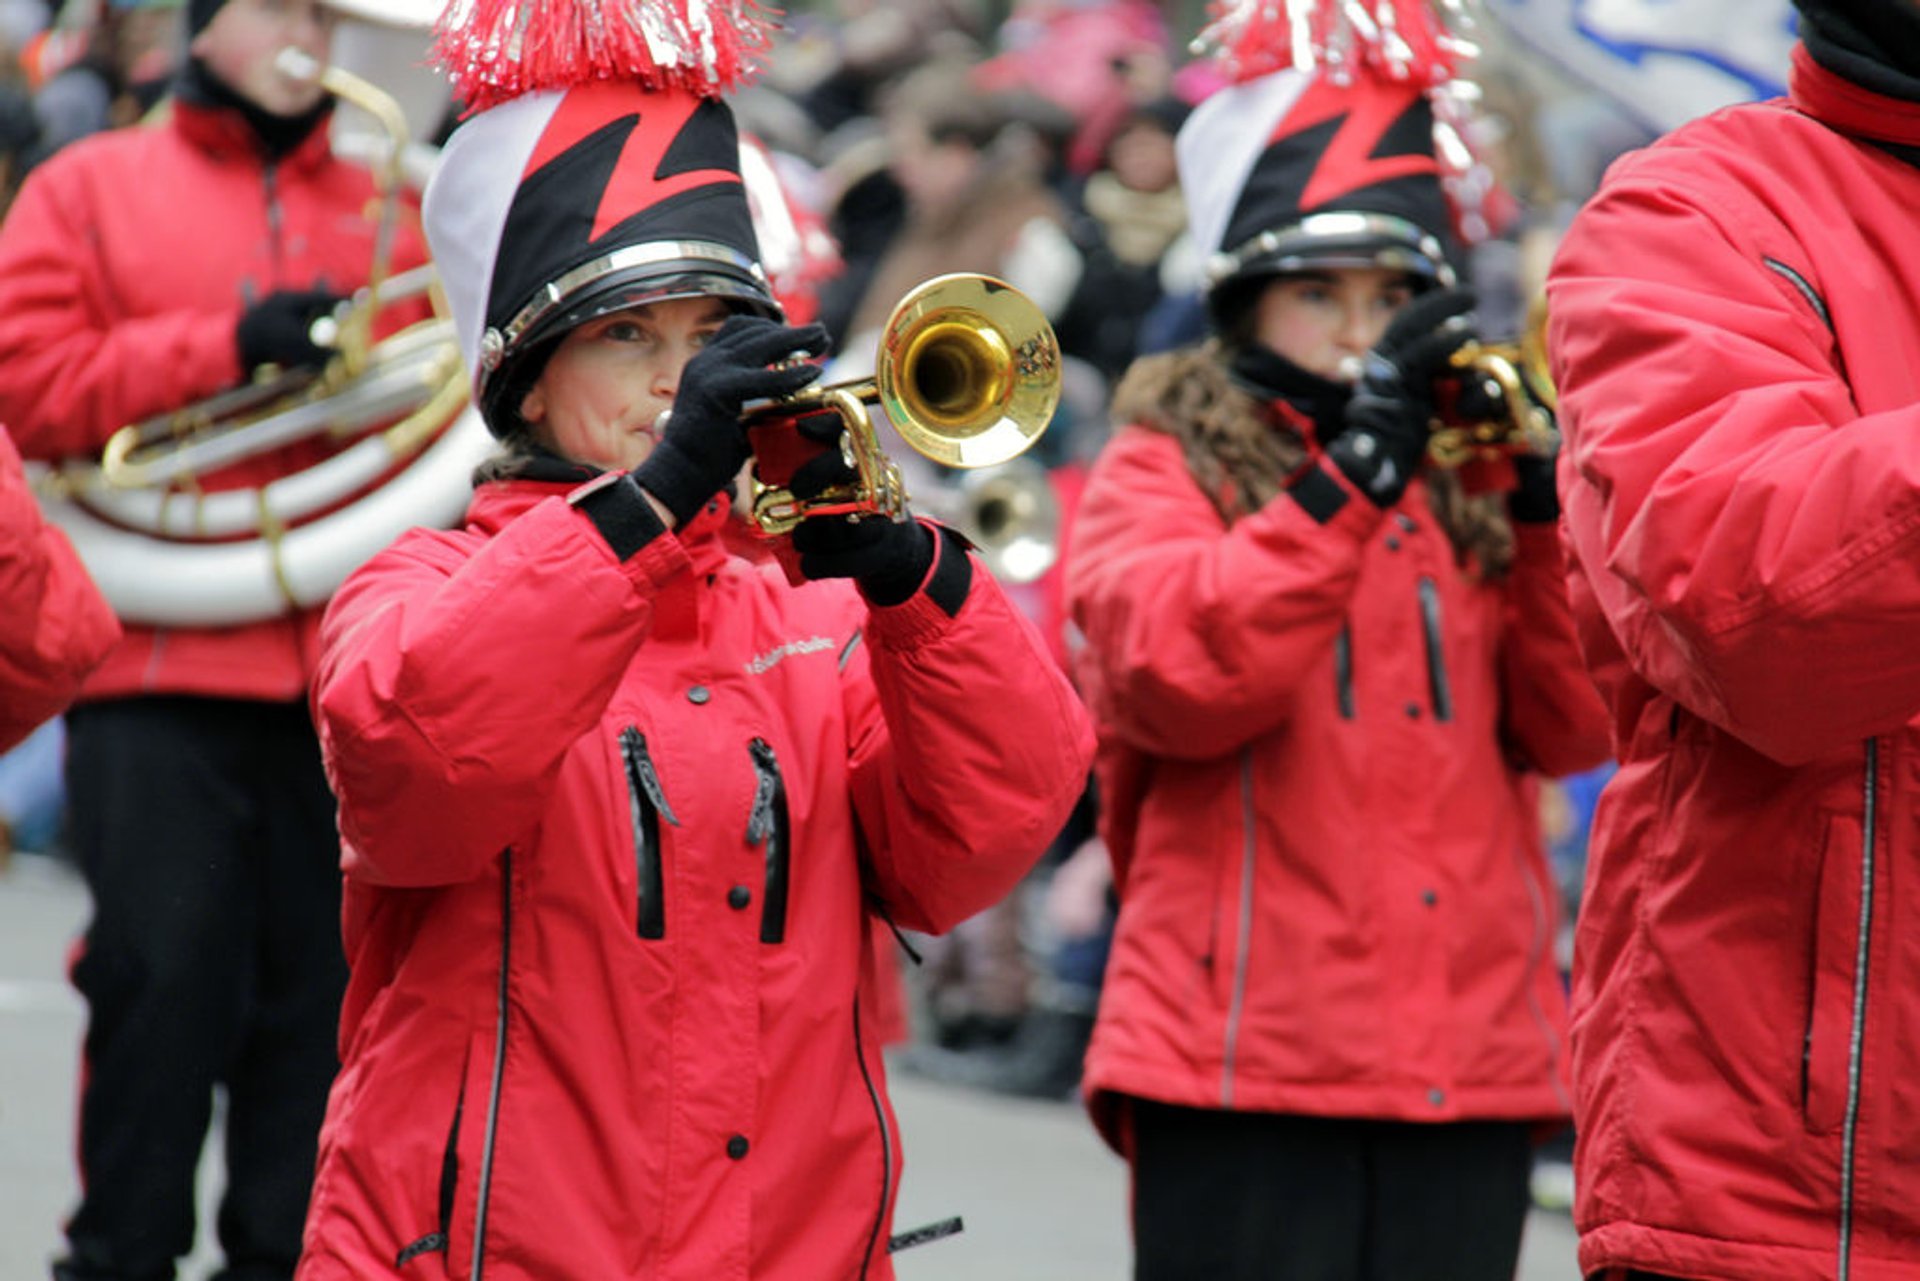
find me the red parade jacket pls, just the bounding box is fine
[1067,420,1609,1143]
[297,482,1094,1280]
[1550,47,1920,1281]
[0,97,428,703]
[0,427,118,749]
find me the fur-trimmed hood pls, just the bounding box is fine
[1111,343,1515,577]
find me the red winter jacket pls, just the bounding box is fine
[0,98,429,703]
[0,428,118,750]
[298,481,1094,1280]
[1550,48,1920,1281]
[1067,419,1609,1145]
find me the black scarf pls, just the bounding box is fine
[174,57,331,161]
[1227,343,1352,442]
[1794,0,1920,102]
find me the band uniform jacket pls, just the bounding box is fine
[0,427,118,750]
[1067,374,1609,1145]
[0,97,429,702]
[298,481,1094,1280]
[1551,46,1920,1281]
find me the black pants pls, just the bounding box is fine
[55,698,346,1281]
[1129,1098,1535,1281]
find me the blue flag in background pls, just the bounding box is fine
[1482,0,1799,134]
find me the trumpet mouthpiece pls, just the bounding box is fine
[275,47,321,83]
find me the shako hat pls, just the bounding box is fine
[423,0,783,434]
[1179,0,1490,327]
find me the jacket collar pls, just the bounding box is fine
[467,477,734,577]
[168,94,335,172]
[1790,44,1920,151]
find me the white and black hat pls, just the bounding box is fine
[1178,1,1487,329]
[423,0,783,435]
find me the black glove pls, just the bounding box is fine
[786,415,934,604]
[1326,286,1479,508]
[236,287,348,372]
[1508,449,1561,524]
[631,315,829,527]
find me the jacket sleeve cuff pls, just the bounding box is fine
[864,523,974,646]
[569,472,669,561]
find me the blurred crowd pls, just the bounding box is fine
[0,0,1646,1167]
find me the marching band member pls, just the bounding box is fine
[0,426,117,754]
[293,1,1093,1276]
[1550,1,1920,1276]
[0,0,431,1275]
[1063,6,1610,1276]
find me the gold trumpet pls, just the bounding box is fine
[745,272,1061,537]
[1427,298,1559,469]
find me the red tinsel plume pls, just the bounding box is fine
[1192,0,1476,88]
[433,0,781,112]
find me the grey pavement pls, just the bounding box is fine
[0,852,1582,1280]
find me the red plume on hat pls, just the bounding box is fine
[1192,0,1474,89]
[433,0,778,113]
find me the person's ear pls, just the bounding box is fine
[520,381,547,426]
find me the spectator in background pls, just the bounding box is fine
[1055,94,1190,388]
[24,0,182,164]
[834,55,1081,365]
[0,80,40,215]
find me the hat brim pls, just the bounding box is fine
[522,266,782,354]
[1209,211,1458,294]
[480,261,782,435]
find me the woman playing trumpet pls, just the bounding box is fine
[1062,10,1611,1276]
[294,3,1093,1277]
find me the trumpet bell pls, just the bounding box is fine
[877,273,1060,469]
[924,456,1061,584]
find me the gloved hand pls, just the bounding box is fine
[1326,286,1479,508]
[236,287,348,372]
[1508,449,1561,524]
[631,315,830,527]
[786,415,934,605]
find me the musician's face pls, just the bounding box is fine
[520,296,732,473]
[1252,267,1418,383]
[191,0,336,118]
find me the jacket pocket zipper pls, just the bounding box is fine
[1333,621,1356,719]
[1416,576,1455,723]
[621,727,679,939]
[748,738,792,944]
[852,996,893,1278]
[393,1081,465,1268]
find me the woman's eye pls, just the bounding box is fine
[602,321,652,344]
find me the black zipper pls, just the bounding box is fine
[394,1082,465,1267]
[748,738,791,944]
[468,848,513,1280]
[1333,621,1356,719]
[1416,577,1455,723]
[852,998,892,1279]
[621,728,678,939]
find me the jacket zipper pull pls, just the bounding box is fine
[747,738,778,844]
[748,737,790,944]
[632,733,679,826]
